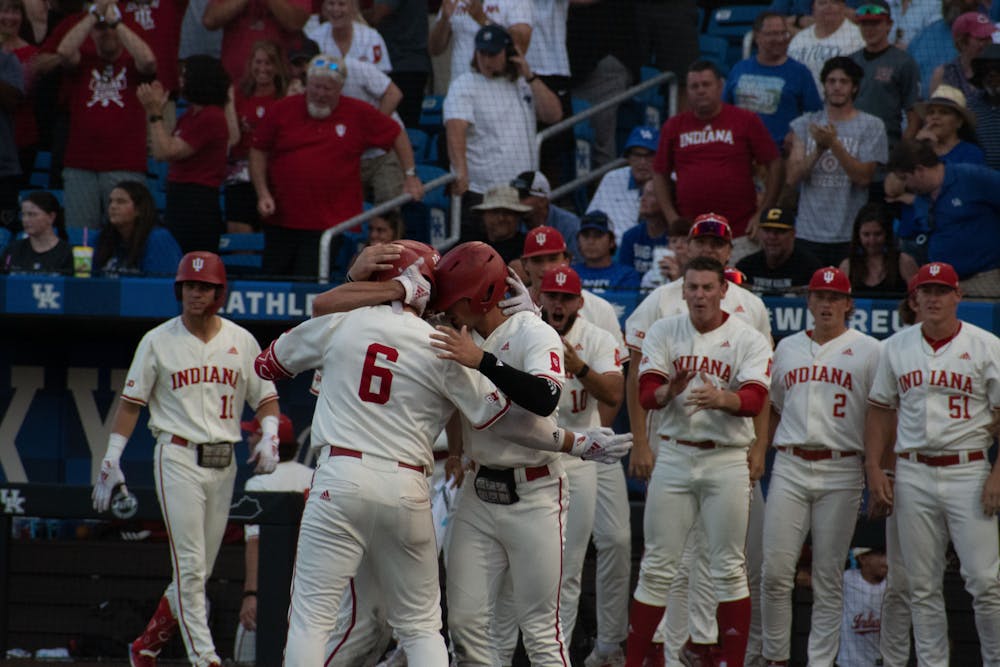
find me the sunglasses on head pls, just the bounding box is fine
[311,58,342,73]
[855,5,889,16]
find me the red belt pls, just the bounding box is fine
[777,446,858,461]
[900,450,986,467]
[170,435,191,446]
[662,436,720,449]
[522,465,551,481]
[329,446,424,473]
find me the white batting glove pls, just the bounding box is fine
[392,259,431,315]
[498,267,541,317]
[92,457,126,512]
[248,415,279,474]
[569,427,633,464]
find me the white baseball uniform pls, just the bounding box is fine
[635,313,772,608]
[303,18,393,72]
[264,305,515,667]
[446,311,571,667]
[233,461,315,665]
[625,278,771,663]
[761,328,881,665]
[493,314,624,664]
[878,511,912,667]
[868,321,1000,667]
[836,568,886,667]
[121,316,277,667]
[438,0,532,79]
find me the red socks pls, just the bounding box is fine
[134,596,178,654]
[624,599,666,667]
[716,597,751,667]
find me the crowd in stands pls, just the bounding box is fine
[0,0,998,297]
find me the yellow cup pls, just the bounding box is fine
[72,246,93,278]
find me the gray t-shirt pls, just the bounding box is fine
[791,109,888,243]
[374,0,430,73]
[850,45,920,150]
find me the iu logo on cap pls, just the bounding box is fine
[930,264,941,276]
[535,231,547,245]
[555,271,567,286]
[823,270,835,283]
[192,257,205,271]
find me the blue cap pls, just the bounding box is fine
[474,24,512,54]
[579,210,612,234]
[624,125,659,155]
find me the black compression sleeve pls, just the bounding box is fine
[477,351,561,416]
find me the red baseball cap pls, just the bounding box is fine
[808,267,852,295]
[522,226,567,258]
[540,266,582,295]
[241,414,295,445]
[689,213,733,242]
[952,12,996,41]
[911,262,959,290]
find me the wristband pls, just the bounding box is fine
[576,363,590,379]
[404,167,417,177]
[526,74,538,83]
[242,591,257,598]
[260,415,279,443]
[882,469,895,479]
[106,432,128,462]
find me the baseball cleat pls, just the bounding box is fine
[128,642,157,667]
[641,642,665,667]
[583,645,625,667]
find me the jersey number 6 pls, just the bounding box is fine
[359,343,399,404]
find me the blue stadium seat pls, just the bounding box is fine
[218,232,264,270]
[0,226,10,252]
[147,157,169,191]
[28,151,53,188]
[699,34,731,72]
[66,226,99,247]
[419,95,445,131]
[406,127,430,164]
[707,5,768,67]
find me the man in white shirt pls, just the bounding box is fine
[588,125,660,243]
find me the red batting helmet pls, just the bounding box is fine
[175,251,227,314]
[372,240,438,288]
[432,241,508,314]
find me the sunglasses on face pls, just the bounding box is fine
[690,220,731,239]
[855,5,889,16]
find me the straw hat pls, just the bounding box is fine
[472,185,531,213]
[914,85,976,129]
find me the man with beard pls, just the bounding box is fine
[249,54,423,277]
[786,56,887,266]
[735,207,823,293]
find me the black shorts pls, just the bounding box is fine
[224,181,261,230]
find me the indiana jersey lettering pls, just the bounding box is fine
[868,322,1000,452]
[459,311,564,468]
[625,279,772,352]
[639,314,772,447]
[122,317,277,441]
[771,329,881,451]
[264,305,511,469]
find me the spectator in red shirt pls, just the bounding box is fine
[227,39,288,233]
[1,0,39,186]
[653,59,782,264]
[249,54,422,278]
[56,0,156,229]
[138,54,233,253]
[121,0,183,102]
[202,0,310,83]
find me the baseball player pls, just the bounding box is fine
[91,252,280,667]
[518,225,635,665]
[427,242,631,666]
[492,265,625,665]
[255,241,630,666]
[866,261,1000,667]
[761,267,881,667]
[625,256,773,667]
[836,548,888,667]
[233,414,313,665]
[624,214,772,667]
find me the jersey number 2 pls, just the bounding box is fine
[832,393,846,418]
[359,343,399,404]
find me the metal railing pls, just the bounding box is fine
[317,173,460,283]
[317,70,679,284]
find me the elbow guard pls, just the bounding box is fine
[734,383,768,417]
[478,352,561,416]
[639,374,667,410]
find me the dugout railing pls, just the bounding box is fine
[316,71,679,284]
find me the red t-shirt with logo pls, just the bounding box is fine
[653,104,779,237]
[232,91,281,161]
[252,94,401,231]
[168,105,229,187]
[121,0,184,93]
[63,51,148,173]
[211,0,312,82]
